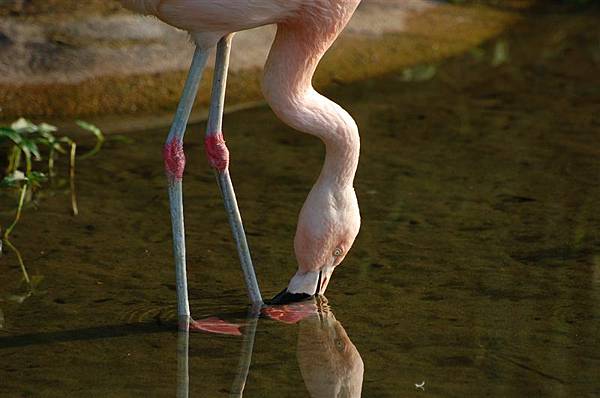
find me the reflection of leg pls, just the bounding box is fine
[204,34,263,306]
[177,320,190,398]
[164,47,210,327]
[229,309,260,397]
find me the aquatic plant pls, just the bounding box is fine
[0,118,104,289]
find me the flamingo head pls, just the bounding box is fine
[294,185,361,278]
[266,186,360,305]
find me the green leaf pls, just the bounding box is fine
[1,170,27,188]
[38,123,57,134]
[0,127,21,144]
[76,120,104,140]
[0,127,41,161]
[37,131,57,144]
[11,118,38,134]
[0,170,47,188]
[0,127,15,136]
[26,171,47,187]
[59,136,74,145]
[53,142,67,154]
[18,136,41,161]
[36,134,66,153]
[76,120,105,160]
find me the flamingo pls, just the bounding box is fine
[119,0,362,322]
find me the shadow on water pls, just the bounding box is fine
[0,322,170,350]
[1,301,363,397]
[1,2,600,397]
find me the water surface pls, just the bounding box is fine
[1,5,599,397]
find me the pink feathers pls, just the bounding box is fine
[163,132,230,179]
[163,138,186,180]
[204,132,230,171]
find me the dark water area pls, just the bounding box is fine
[1,6,599,398]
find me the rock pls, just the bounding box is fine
[0,0,520,119]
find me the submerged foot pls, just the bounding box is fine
[262,299,318,324]
[178,315,242,335]
[189,317,242,336]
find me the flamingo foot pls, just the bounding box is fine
[189,316,243,336]
[262,301,318,324]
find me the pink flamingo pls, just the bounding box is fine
[119,0,362,322]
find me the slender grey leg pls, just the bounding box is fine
[205,34,263,306]
[229,308,260,397]
[164,47,210,328]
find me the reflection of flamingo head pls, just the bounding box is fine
[297,306,364,398]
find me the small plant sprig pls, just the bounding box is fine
[0,170,46,286]
[1,118,104,289]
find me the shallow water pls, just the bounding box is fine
[1,5,600,398]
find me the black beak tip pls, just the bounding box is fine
[265,288,313,305]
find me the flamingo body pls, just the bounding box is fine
[120,0,362,302]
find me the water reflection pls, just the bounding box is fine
[177,324,190,398]
[297,300,364,398]
[177,301,363,397]
[177,309,259,398]
[228,310,259,398]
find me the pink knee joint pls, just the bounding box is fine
[163,138,186,180]
[204,132,230,171]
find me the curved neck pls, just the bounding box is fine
[263,20,361,190]
[282,88,360,190]
[315,95,360,189]
[321,139,360,189]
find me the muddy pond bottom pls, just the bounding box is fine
[1,6,599,398]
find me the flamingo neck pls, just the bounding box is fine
[263,19,362,189]
[283,88,360,190]
[316,102,360,190]
[320,145,359,190]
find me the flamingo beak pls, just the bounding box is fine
[265,288,313,305]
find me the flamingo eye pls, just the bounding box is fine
[333,248,343,257]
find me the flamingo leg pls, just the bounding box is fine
[205,34,263,307]
[164,47,210,328]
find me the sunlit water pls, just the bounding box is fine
[1,5,599,397]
